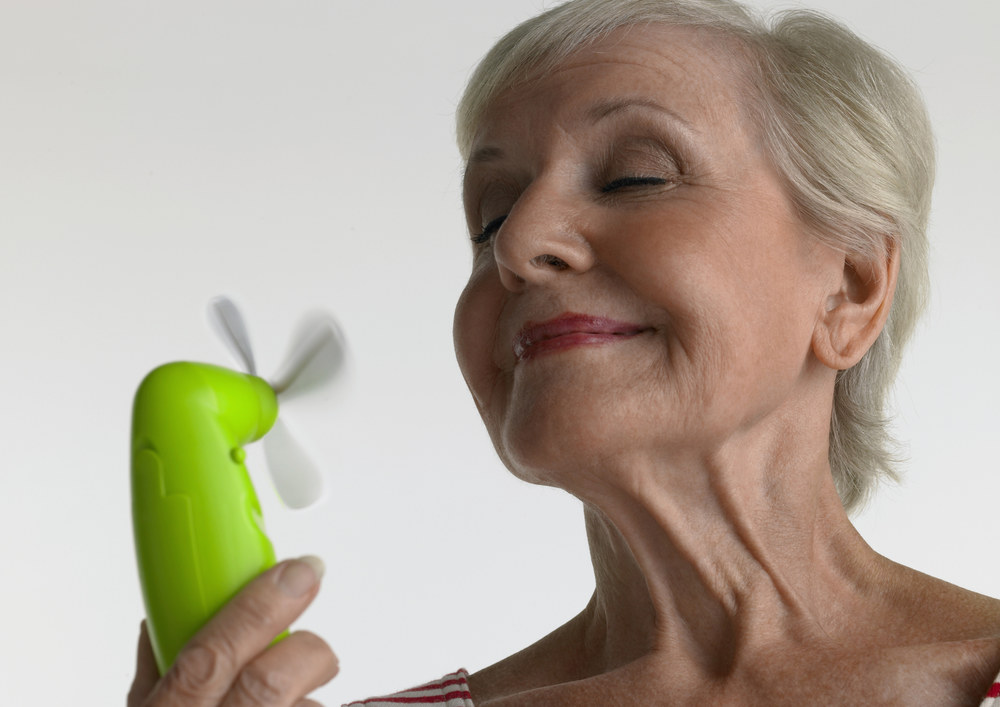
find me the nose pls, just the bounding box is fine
[492,182,595,291]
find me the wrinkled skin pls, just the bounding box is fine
[128,558,337,707]
[454,23,1000,706]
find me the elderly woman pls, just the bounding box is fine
[128,0,1000,704]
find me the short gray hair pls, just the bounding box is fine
[456,0,934,513]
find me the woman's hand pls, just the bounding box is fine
[128,557,338,706]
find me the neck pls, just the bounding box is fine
[572,428,887,683]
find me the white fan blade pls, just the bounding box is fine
[269,313,347,398]
[207,296,257,375]
[263,417,324,509]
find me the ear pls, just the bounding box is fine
[812,237,900,371]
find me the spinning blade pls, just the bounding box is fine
[263,418,324,509]
[207,295,347,509]
[270,313,347,399]
[208,296,257,375]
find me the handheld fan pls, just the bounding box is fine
[131,296,346,675]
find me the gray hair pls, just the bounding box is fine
[456,0,934,513]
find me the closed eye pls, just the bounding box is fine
[472,214,507,244]
[472,176,668,244]
[601,176,669,193]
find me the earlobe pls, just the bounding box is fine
[812,238,900,371]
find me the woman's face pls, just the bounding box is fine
[454,25,842,488]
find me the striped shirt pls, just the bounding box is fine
[344,665,1000,705]
[983,673,1000,707]
[343,670,475,706]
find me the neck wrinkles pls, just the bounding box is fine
[574,439,882,683]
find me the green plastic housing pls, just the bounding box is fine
[131,361,282,675]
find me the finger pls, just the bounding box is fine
[147,556,325,707]
[128,620,161,706]
[221,630,338,707]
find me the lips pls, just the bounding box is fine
[513,313,650,361]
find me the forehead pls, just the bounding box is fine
[469,24,756,154]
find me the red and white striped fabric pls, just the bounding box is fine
[982,671,1000,707]
[342,664,1000,704]
[343,669,475,706]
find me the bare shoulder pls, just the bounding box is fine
[466,613,592,706]
[919,577,1000,698]
[880,559,1000,642]
[862,560,1000,702]
[882,635,1000,706]
[467,569,1000,705]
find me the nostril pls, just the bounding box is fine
[532,254,569,269]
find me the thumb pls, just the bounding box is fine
[127,621,160,706]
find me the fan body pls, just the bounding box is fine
[131,361,282,674]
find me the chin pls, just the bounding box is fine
[494,393,647,489]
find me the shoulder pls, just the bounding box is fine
[858,562,1000,704]
[881,561,1000,643]
[886,637,1000,705]
[343,670,474,707]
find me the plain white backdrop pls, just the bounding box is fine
[1,0,997,704]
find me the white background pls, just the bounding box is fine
[1,0,997,704]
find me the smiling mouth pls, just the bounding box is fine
[513,312,650,361]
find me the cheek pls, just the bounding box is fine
[604,208,732,355]
[454,268,528,477]
[453,267,504,411]
[609,199,812,332]
[601,205,818,416]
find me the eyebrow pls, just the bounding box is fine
[586,97,693,130]
[467,144,505,166]
[465,97,694,169]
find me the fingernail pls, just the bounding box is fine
[278,555,325,597]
